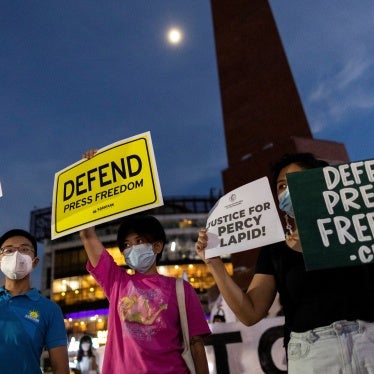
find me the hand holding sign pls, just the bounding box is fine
[82,148,98,161]
[203,177,284,259]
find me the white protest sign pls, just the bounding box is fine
[205,317,287,373]
[205,177,284,259]
[0,181,2,198]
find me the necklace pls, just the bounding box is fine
[285,230,302,252]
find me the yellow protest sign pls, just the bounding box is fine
[51,132,163,239]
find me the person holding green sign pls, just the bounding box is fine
[196,152,374,373]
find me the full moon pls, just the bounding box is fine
[167,28,183,44]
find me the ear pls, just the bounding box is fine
[32,257,40,268]
[153,241,163,254]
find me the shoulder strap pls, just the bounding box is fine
[176,278,190,348]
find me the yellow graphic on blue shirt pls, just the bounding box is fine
[25,309,40,322]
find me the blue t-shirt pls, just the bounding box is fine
[0,287,67,373]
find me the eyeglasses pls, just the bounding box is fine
[0,245,35,256]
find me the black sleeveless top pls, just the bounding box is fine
[255,241,374,346]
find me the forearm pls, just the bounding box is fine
[49,346,70,374]
[206,259,260,325]
[80,226,104,267]
[54,368,70,374]
[196,229,270,325]
[190,336,209,374]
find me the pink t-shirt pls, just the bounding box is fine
[87,250,211,373]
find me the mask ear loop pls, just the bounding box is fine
[284,214,294,240]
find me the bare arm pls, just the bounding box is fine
[80,226,105,267]
[79,148,104,267]
[49,346,69,374]
[195,229,277,325]
[190,335,209,374]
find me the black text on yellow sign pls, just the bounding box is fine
[62,154,142,211]
[51,132,163,239]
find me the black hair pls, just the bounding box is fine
[0,229,38,257]
[117,214,166,263]
[271,152,329,189]
[77,335,94,362]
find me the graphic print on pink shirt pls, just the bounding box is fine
[118,284,168,341]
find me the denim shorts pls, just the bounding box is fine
[287,320,374,374]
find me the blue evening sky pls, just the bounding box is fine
[0,1,373,287]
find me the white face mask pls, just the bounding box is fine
[278,187,295,218]
[81,343,91,351]
[0,251,34,280]
[124,243,156,273]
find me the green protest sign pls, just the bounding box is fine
[287,159,374,270]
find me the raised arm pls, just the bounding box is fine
[80,226,105,267]
[78,149,105,267]
[195,229,277,325]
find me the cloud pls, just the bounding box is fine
[270,0,374,140]
[306,52,374,133]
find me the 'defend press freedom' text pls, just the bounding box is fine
[62,155,143,212]
[317,160,374,263]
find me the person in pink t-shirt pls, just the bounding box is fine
[80,151,210,374]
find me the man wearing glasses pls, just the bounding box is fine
[0,229,69,374]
